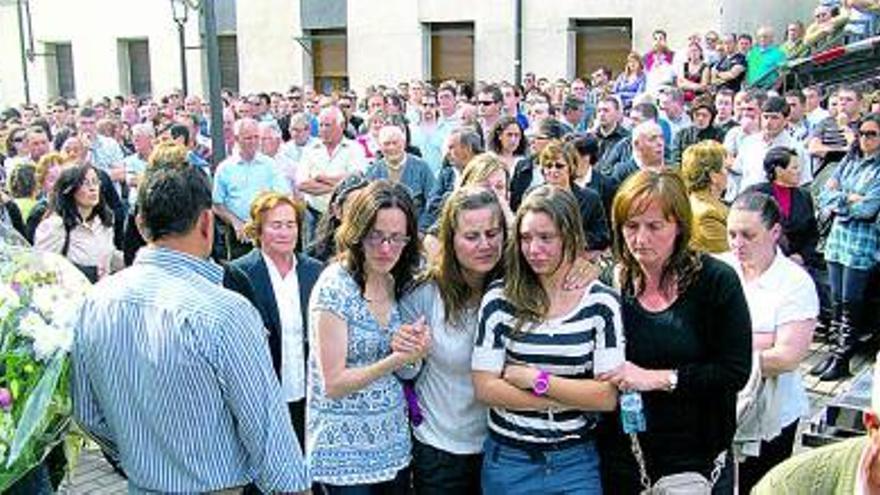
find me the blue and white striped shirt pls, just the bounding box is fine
[72,247,310,494]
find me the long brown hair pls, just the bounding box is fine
[335,180,421,298]
[422,186,506,326]
[611,169,702,296]
[504,185,584,330]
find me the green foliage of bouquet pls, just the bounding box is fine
[0,229,90,490]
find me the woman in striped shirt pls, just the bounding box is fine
[472,185,624,495]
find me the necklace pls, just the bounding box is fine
[386,158,404,171]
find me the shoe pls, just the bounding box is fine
[809,356,834,376]
[818,355,851,381]
[819,307,858,381]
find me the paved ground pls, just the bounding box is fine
[58,340,873,494]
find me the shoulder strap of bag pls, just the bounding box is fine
[629,433,727,490]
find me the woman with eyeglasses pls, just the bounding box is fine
[472,185,623,494]
[33,163,122,282]
[813,113,880,381]
[307,180,429,494]
[537,140,610,256]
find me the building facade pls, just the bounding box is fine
[0,0,812,107]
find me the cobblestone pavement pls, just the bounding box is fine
[59,340,872,493]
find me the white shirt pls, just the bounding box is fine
[297,138,367,213]
[400,282,487,454]
[719,250,819,428]
[734,131,811,194]
[262,252,306,402]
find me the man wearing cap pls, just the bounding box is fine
[753,357,880,494]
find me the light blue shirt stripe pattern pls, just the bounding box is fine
[72,247,310,494]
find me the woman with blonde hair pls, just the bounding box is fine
[612,52,647,110]
[538,140,610,254]
[680,140,730,253]
[472,185,623,494]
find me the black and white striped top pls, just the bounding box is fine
[472,279,625,449]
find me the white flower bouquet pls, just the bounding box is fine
[0,225,90,490]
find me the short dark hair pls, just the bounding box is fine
[732,191,781,230]
[169,123,191,145]
[632,102,659,122]
[762,96,790,117]
[537,119,568,140]
[8,163,36,199]
[78,107,96,119]
[763,146,797,182]
[783,90,805,105]
[563,96,584,113]
[481,85,503,103]
[137,163,213,241]
[566,133,600,166]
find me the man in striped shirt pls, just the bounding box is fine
[71,154,310,494]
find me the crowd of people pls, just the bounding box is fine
[2,8,880,495]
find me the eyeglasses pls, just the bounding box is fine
[81,179,101,188]
[859,130,880,139]
[542,162,568,171]
[12,136,24,143]
[363,231,410,248]
[478,100,496,106]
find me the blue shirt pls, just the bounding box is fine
[365,155,437,227]
[212,153,290,221]
[72,247,310,493]
[307,263,411,485]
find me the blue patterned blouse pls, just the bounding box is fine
[305,263,411,485]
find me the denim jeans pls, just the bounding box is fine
[481,436,602,495]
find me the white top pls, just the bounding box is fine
[400,282,487,454]
[734,131,811,194]
[297,138,368,213]
[719,249,819,428]
[262,252,305,402]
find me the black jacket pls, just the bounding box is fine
[748,182,821,268]
[223,250,324,378]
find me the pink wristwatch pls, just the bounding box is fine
[532,369,550,396]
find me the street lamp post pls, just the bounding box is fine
[170,0,189,96]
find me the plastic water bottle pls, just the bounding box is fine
[620,391,647,434]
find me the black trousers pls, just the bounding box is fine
[737,420,799,495]
[288,399,306,452]
[411,438,481,495]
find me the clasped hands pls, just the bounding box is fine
[390,316,432,365]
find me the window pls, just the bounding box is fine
[45,42,76,99]
[573,19,632,79]
[118,39,152,97]
[428,23,474,86]
[310,28,347,94]
[218,35,240,94]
